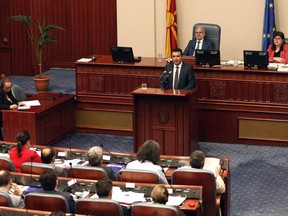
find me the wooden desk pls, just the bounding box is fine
[11,172,202,214]
[76,56,288,146]
[2,93,75,146]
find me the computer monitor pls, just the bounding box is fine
[243,50,269,69]
[110,46,135,62]
[195,50,221,66]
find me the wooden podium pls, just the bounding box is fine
[132,87,199,156]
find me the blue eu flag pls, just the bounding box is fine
[262,0,276,51]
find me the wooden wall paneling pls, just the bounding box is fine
[49,0,72,66]
[91,0,117,55]
[71,0,94,59]
[9,0,32,75]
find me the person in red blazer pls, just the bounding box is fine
[9,130,42,172]
[267,31,288,64]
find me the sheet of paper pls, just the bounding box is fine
[21,100,41,106]
[77,58,92,62]
[166,195,186,206]
[203,157,220,176]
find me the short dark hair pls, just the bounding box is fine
[41,146,56,164]
[39,170,57,191]
[0,170,12,187]
[96,179,112,198]
[172,48,183,55]
[189,150,205,169]
[136,140,161,165]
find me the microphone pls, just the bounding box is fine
[160,70,169,90]
[67,133,76,160]
[100,144,117,160]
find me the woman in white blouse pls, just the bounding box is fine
[125,140,168,184]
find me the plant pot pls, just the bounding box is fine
[33,76,50,92]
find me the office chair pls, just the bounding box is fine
[0,191,13,207]
[76,199,124,216]
[193,23,221,50]
[67,166,108,180]
[172,169,221,216]
[11,84,27,101]
[118,169,159,183]
[20,162,56,175]
[131,203,180,216]
[285,38,288,44]
[25,191,70,213]
[0,156,15,171]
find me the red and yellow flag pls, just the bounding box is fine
[165,0,178,58]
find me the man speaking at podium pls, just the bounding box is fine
[162,48,195,90]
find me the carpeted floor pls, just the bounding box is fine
[10,69,288,216]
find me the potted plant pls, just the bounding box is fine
[9,15,65,92]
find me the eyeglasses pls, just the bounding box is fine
[274,37,282,40]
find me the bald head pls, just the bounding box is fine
[41,146,56,164]
[0,170,12,187]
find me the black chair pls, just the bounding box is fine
[11,84,27,101]
[285,38,288,44]
[0,156,15,171]
[192,23,221,50]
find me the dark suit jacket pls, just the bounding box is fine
[183,38,214,56]
[164,62,195,90]
[0,89,18,127]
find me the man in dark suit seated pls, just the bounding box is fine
[183,25,214,56]
[38,170,76,213]
[96,179,130,216]
[41,146,65,176]
[87,146,117,180]
[163,48,195,90]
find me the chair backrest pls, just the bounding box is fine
[24,191,70,213]
[285,38,288,44]
[172,169,217,216]
[193,23,221,50]
[131,203,180,216]
[118,169,159,183]
[67,166,108,180]
[76,198,124,216]
[0,190,13,207]
[11,84,27,101]
[20,162,56,175]
[0,156,15,171]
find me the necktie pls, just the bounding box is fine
[193,40,201,56]
[174,66,179,89]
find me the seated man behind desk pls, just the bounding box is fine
[87,146,117,180]
[41,146,65,176]
[96,179,130,216]
[188,150,225,194]
[163,48,195,90]
[0,170,24,208]
[38,170,76,213]
[183,25,214,56]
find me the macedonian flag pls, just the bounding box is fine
[165,0,178,58]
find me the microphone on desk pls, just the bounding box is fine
[100,144,117,160]
[160,70,170,90]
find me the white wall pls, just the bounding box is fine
[117,0,288,60]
